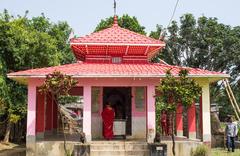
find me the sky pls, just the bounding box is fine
[1,0,240,36]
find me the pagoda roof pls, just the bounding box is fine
[8,62,229,84]
[70,24,164,46]
[70,17,165,61]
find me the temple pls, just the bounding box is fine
[8,16,229,156]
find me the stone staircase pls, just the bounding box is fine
[90,141,149,156]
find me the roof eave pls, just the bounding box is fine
[8,73,229,85]
[8,74,230,79]
[70,42,165,47]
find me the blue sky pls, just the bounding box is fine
[1,0,240,36]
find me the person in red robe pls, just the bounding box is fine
[101,102,115,140]
[161,110,168,135]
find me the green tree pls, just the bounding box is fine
[151,13,240,120]
[0,10,75,142]
[39,71,77,154]
[156,69,202,156]
[0,58,8,117]
[95,14,146,34]
[151,13,238,72]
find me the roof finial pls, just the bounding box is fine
[113,0,118,26]
[113,15,118,26]
[114,0,117,16]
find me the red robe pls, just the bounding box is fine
[101,107,115,139]
[161,112,168,135]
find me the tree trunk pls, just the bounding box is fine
[58,105,67,154]
[3,121,12,143]
[52,94,67,154]
[17,121,22,143]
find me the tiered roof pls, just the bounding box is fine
[70,16,165,61]
[7,16,229,83]
[8,62,228,79]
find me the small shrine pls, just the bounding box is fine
[8,15,229,156]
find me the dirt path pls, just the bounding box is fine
[0,142,25,156]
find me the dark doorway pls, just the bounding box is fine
[103,87,132,135]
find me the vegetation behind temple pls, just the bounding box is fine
[0,9,75,142]
[1,9,240,143]
[96,13,240,120]
[149,14,240,120]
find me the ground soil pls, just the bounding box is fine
[0,142,25,156]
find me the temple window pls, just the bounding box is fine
[91,87,101,113]
[112,57,122,63]
[134,87,146,112]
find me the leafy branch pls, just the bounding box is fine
[39,71,77,155]
[156,69,202,156]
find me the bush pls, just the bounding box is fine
[191,145,209,156]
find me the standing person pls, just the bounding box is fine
[225,116,237,152]
[161,110,168,135]
[101,102,115,140]
[232,116,239,140]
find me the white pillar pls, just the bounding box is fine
[201,82,211,143]
[147,85,155,143]
[83,85,92,142]
[26,79,37,156]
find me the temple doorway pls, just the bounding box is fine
[103,87,132,135]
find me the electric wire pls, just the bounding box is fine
[159,0,180,40]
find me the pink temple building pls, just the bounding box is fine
[8,16,229,156]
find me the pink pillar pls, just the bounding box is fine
[83,85,92,142]
[176,104,183,137]
[147,85,155,143]
[27,80,37,136]
[188,103,196,139]
[26,80,37,155]
[36,90,45,138]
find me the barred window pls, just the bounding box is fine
[91,87,101,113]
[135,87,145,112]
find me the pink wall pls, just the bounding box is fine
[27,80,37,136]
[27,79,43,136]
[146,85,155,130]
[76,77,158,120]
[83,85,91,140]
[76,78,159,86]
[27,77,158,137]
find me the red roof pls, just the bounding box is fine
[8,62,228,78]
[70,16,165,61]
[70,24,164,46]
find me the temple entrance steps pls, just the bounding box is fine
[90,141,149,156]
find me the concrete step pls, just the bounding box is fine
[90,150,126,156]
[90,150,149,156]
[90,141,149,156]
[125,150,149,156]
[125,143,148,150]
[91,144,125,150]
[91,143,148,150]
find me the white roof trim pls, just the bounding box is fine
[8,74,230,79]
[71,42,165,47]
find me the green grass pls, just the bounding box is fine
[211,148,240,156]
